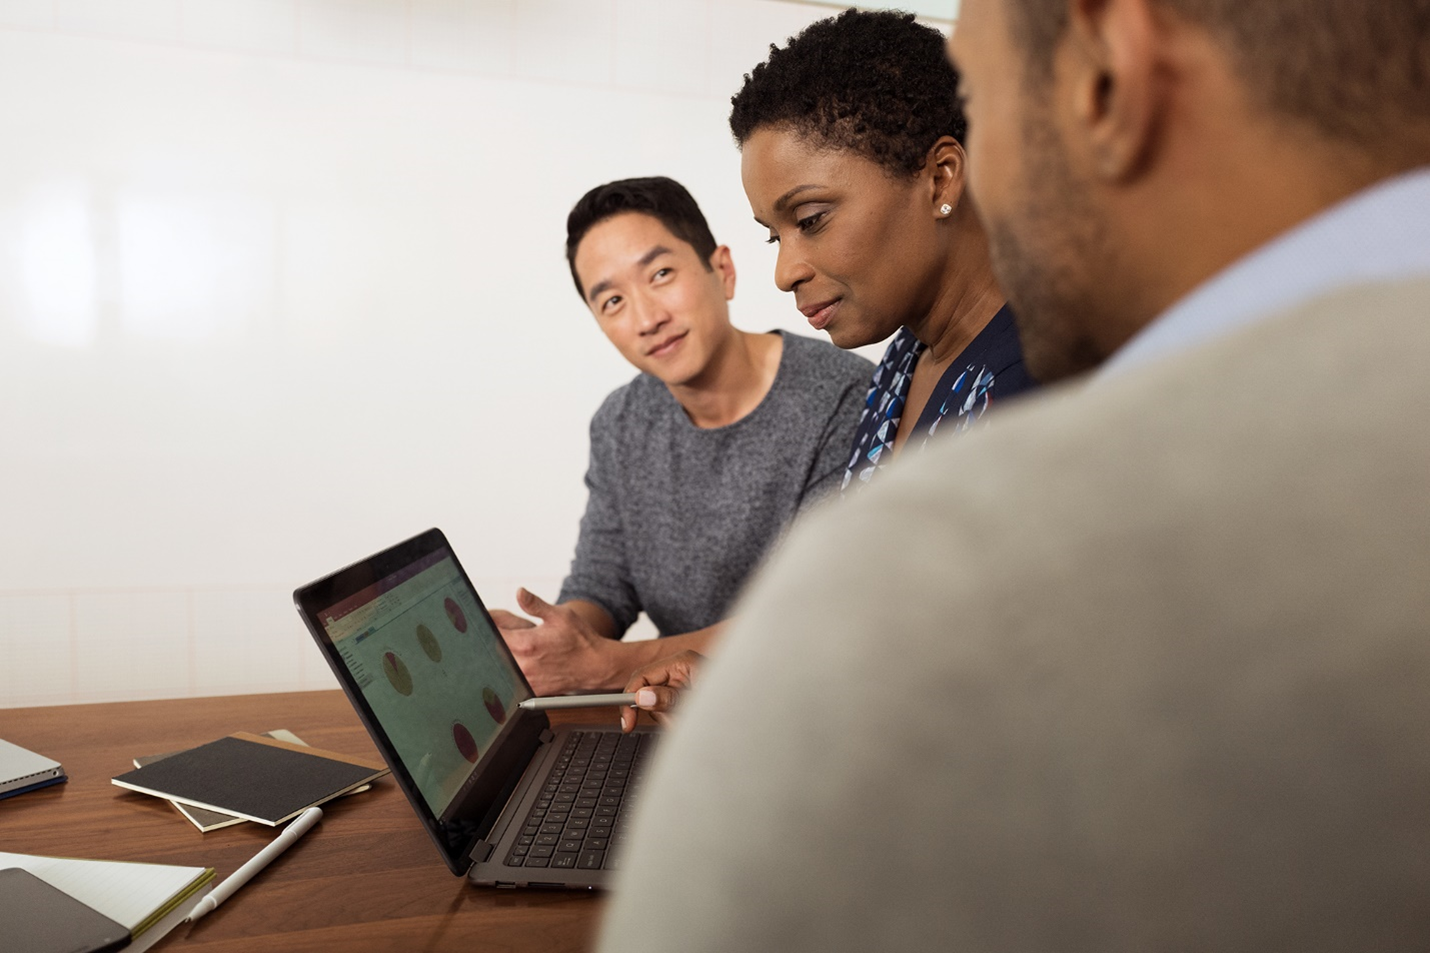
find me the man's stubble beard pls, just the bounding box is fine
[983,98,1118,384]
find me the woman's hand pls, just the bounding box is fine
[619,650,705,733]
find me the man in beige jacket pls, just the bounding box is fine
[598,0,1430,950]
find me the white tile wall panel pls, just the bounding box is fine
[0,0,53,30]
[0,594,74,708]
[70,590,192,703]
[181,0,298,56]
[408,0,513,75]
[55,0,181,42]
[298,0,408,66]
[614,0,708,97]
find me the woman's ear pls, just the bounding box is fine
[928,135,969,218]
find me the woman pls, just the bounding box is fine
[734,8,1037,492]
[621,9,1039,728]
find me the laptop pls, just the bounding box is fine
[293,528,656,889]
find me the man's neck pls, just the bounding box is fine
[1095,107,1430,358]
[668,329,783,429]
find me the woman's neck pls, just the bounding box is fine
[907,216,1006,367]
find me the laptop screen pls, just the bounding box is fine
[317,546,526,819]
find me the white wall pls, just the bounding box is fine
[0,0,896,708]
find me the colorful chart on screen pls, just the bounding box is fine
[444,597,467,633]
[416,624,442,662]
[483,687,506,725]
[383,651,414,696]
[333,557,523,817]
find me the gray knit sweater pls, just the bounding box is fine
[557,331,873,637]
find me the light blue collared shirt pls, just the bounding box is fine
[1100,165,1430,377]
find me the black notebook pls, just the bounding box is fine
[111,732,388,825]
[0,868,131,953]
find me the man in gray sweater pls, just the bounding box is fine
[489,177,871,695]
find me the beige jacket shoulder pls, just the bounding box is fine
[598,277,1430,953]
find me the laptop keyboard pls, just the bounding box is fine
[504,730,653,872]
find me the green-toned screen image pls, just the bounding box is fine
[336,559,522,816]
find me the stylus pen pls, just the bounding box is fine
[518,692,640,711]
[184,806,323,923]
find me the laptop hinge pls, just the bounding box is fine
[540,728,554,744]
[469,840,495,864]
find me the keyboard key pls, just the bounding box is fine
[524,856,550,868]
[552,853,579,869]
[540,823,564,835]
[536,834,559,846]
[559,838,584,852]
[585,837,609,850]
[579,850,606,870]
[531,846,555,858]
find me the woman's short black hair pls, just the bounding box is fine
[729,8,966,177]
[565,176,718,299]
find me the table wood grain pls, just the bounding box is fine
[0,691,622,952]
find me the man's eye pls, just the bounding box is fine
[602,295,622,312]
[653,267,671,280]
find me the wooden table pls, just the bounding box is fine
[0,691,616,952]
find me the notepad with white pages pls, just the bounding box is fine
[0,851,214,953]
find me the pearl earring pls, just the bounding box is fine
[939,203,953,216]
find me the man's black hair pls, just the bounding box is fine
[729,9,966,176]
[565,177,719,299]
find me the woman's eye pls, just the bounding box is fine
[765,232,779,245]
[796,211,827,232]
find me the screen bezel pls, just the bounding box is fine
[293,527,549,876]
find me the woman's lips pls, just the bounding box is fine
[801,299,840,331]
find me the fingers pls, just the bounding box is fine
[515,587,557,618]
[622,650,705,692]
[635,686,678,712]
[487,609,535,631]
[619,686,679,733]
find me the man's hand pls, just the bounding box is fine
[620,650,705,733]
[492,588,632,695]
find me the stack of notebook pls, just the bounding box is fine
[112,731,388,828]
[0,851,214,953]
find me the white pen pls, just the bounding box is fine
[184,806,323,923]
[518,692,640,711]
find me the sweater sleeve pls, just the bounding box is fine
[798,366,870,513]
[556,399,642,637]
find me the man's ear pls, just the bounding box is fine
[1065,0,1164,180]
[927,135,969,217]
[709,245,737,300]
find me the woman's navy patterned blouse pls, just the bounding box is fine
[842,304,1037,492]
